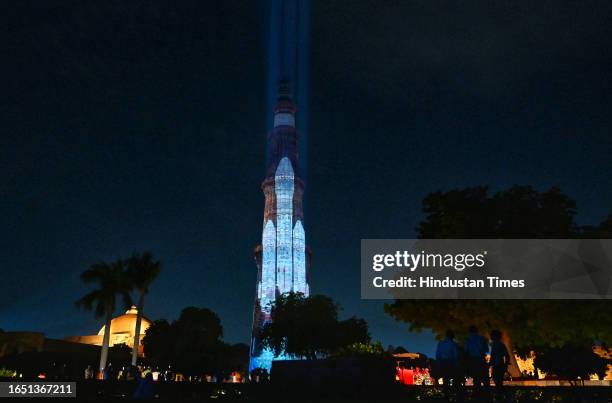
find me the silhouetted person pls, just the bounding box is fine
[464,325,488,387]
[133,372,155,399]
[127,365,140,381]
[105,363,115,380]
[435,329,461,386]
[84,365,94,380]
[489,330,510,388]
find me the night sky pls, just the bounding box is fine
[2,1,612,356]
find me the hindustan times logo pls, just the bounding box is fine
[372,250,487,272]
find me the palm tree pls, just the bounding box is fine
[126,252,161,366]
[76,260,132,376]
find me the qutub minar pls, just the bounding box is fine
[250,0,311,372]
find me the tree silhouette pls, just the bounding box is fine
[76,260,132,375]
[143,307,227,377]
[126,252,161,366]
[385,186,612,376]
[142,319,174,369]
[335,317,371,350]
[260,292,370,360]
[535,344,609,384]
[108,343,132,368]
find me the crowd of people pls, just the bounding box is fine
[435,326,511,388]
[84,364,155,399]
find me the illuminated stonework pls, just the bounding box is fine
[250,86,310,372]
[292,220,307,294]
[250,0,310,373]
[260,220,276,312]
[275,158,295,295]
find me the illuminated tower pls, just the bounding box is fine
[250,0,310,372]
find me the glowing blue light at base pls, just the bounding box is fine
[249,347,292,373]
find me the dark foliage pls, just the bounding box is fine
[142,307,247,377]
[534,344,609,382]
[386,186,612,351]
[108,343,131,367]
[260,292,371,359]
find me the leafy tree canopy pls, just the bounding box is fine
[142,319,174,369]
[333,341,387,358]
[260,293,371,360]
[108,343,131,367]
[534,344,609,381]
[385,186,612,351]
[142,307,245,377]
[76,260,132,319]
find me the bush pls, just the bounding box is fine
[534,344,609,382]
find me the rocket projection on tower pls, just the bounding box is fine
[250,0,310,372]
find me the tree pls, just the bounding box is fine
[583,215,612,238]
[534,344,609,384]
[335,317,371,349]
[211,342,250,381]
[260,293,370,360]
[143,307,225,377]
[173,306,224,376]
[335,341,386,357]
[385,186,612,376]
[108,343,132,368]
[417,185,578,238]
[142,319,174,369]
[76,260,132,375]
[126,252,161,366]
[224,343,250,375]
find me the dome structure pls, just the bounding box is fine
[66,305,152,356]
[98,306,151,336]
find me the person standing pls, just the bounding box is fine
[435,329,461,386]
[489,330,510,388]
[464,325,488,387]
[133,372,155,400]
[84,365,93,380]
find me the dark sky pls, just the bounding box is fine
[2,1,612,356]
